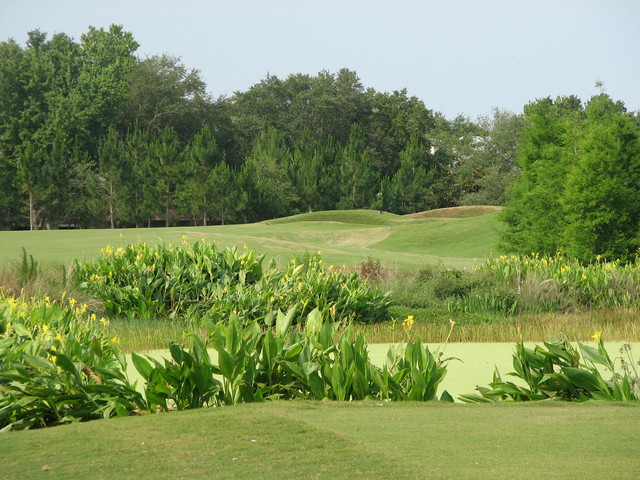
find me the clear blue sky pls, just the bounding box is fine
[1,0,638,119]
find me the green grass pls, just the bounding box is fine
[2,401,638,479]
[0,208,502,269]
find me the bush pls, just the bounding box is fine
[73,241,391,324]
[384,255,640,316]
[459,334,640,402]
[133,308,454,408]
[0,296,145,431]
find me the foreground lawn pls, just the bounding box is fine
[2,401,638,480]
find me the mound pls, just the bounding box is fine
[267,209,400,226]
[407,205,503,219]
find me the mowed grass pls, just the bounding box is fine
[0,207,502,269]
[2,401,638,480]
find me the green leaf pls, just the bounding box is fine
[169,342,183,364]
[440,390,454,402]
[22,354,55,371]
[217,349,235,381]
[131,353,153,381]
[276,306,298,338]
[562,367,605,393]
[458,393,495,403]
[578,342,612,369]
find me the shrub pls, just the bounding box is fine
[390,255,640,316]
[133,308,454,407]
[73,241,391,324]
[459,334,639,402]
[359,255,384,281]
[0,296,145,431]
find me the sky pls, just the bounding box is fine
[1,0,638,119]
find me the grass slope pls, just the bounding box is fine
[408,205,503,219]
[0,208,502,269]
[2,402,638,480]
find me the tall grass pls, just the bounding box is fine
[371,255,640,315]
[0,249,94,307]
[483,254,640,311]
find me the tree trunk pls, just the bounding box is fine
[28,190,39,230]
[108,182,116,229]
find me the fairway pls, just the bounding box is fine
[1,401,638,480]
[0,208,502,269]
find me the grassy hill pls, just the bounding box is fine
[0,207,503,269]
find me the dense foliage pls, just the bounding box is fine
[501,95,640,262]
[0,25,521,230]
[0,296,145,430]
[460,334,639,402]
[388,254,640,315]
[73,240,391,324]
[0,295,451,431]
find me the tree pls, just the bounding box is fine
[242,127,297,221]
[365,89,436,177]
[97,128,128,228]
[460,108,524,206]
[500,96,582,255]
[338,125,379,210]
[77,25,139,144]
[389,136,436,214]
[122,54,214,141]
[176,126,224,225]
[501,94,640,261]
[149,127,183,227]
[121,125,154,227]
[0,26,138,229]
[561,96,640,261]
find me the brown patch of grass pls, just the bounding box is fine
[407,205,503,219]
[354,309,640,344]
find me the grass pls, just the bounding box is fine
[0,208,502,269]
[2,206,639,347]
[107,308,640,354]
[2,401,638,480]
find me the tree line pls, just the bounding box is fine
[2,25,639,263]
[0,25,521,230]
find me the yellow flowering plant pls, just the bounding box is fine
[0,296,145,431]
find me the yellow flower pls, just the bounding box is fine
[182,234,188,240]
[55,333,63,341]
[100,317,110,327]
[581,273,588,280]
[110,336,120,345]
[42,324,51,333]
[50,345,57,352]
[69,298,77,308]
[592,331,602,342]
[402,315,415,331]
